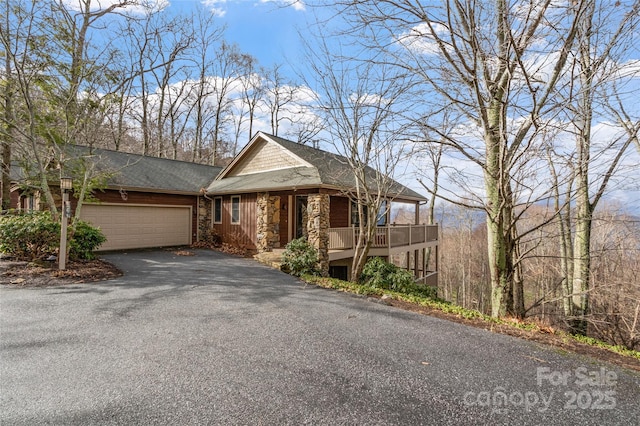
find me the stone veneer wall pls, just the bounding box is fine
[306,193,330,276]
[198,196,212,242]
[256,192,280,252]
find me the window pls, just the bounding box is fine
[231,196,240,224]
[351,201,366,226]
[213,197,222,224]
[26,195,35,211]
[329,265,348,281]
[351,200,388,226]
[376,200,388,226]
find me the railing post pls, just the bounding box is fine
[352,225,356,249]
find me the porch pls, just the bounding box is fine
[327,224,439,261]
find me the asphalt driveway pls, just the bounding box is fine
[1,249,639,425]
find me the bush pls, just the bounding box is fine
[281,237,319,277]
[0,211,106,261]
[69,220,106,260]
[360,257,437,298]
[0,211,60,260]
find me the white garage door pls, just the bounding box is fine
[80,204,192,251]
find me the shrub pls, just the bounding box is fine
[360,257,437,298]
[0,211,106,261]
[281,237,319,277]
[0,211,60,260]
[69,220,106,260]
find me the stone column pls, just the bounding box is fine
[197,196,212,243]
[257,192,280,252]
[306,193,330,276]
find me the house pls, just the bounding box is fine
[10,133,439,283]
[205,132,439,284]
[11,147,222,251]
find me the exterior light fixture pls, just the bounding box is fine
[60,176,73,192]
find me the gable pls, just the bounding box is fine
[210,132,426,201]
[226,137,309,177]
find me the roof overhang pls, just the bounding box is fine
[102,185,203,196]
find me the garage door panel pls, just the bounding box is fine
[80,204,191,251]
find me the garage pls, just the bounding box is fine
[80,204,192,251]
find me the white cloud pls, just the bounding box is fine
[201,0,227,17]
[260,0,305,11]
[202,0,305,17]
[395,22,449,56]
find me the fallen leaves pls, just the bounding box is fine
[1,259,122,287]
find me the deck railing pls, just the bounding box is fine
[328,224,438,251]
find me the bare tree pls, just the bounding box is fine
[125,6,194,156]
[264,64,296,137]
[330,0,588,317]
[550,0,640,333]
[206,41,247,165]
[148,14,194,158]
[189,10,224,163]
[230,55,261,155]
[303,36,416,281]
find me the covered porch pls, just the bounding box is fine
[327,224,439,261]
[252,191,439,284]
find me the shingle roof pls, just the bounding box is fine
[64,146,222,194]
[208,132,425,201]
[11,145,222,194]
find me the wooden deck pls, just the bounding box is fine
[327,224,439,261]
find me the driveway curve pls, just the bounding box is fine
[1,249,639,425]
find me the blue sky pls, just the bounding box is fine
[66,0,640,210]
[169,0,312,75]
[146,0,640,210]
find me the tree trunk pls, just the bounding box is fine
[570,0,595,335]
[2,23,12,211]
[351,226,373,282]
[560,186,575,317]
[1,141,10,210]
[512,225,525,318]
[484,86,516,317]
[571,190,593,334]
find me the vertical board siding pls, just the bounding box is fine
[329,195,350,228]
[209,192,353,251]
[212,193,257,250]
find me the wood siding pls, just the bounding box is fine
[212,193,258,250]
[228,138,304,176]
[209,190,352,250]
[329,195,350,228]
